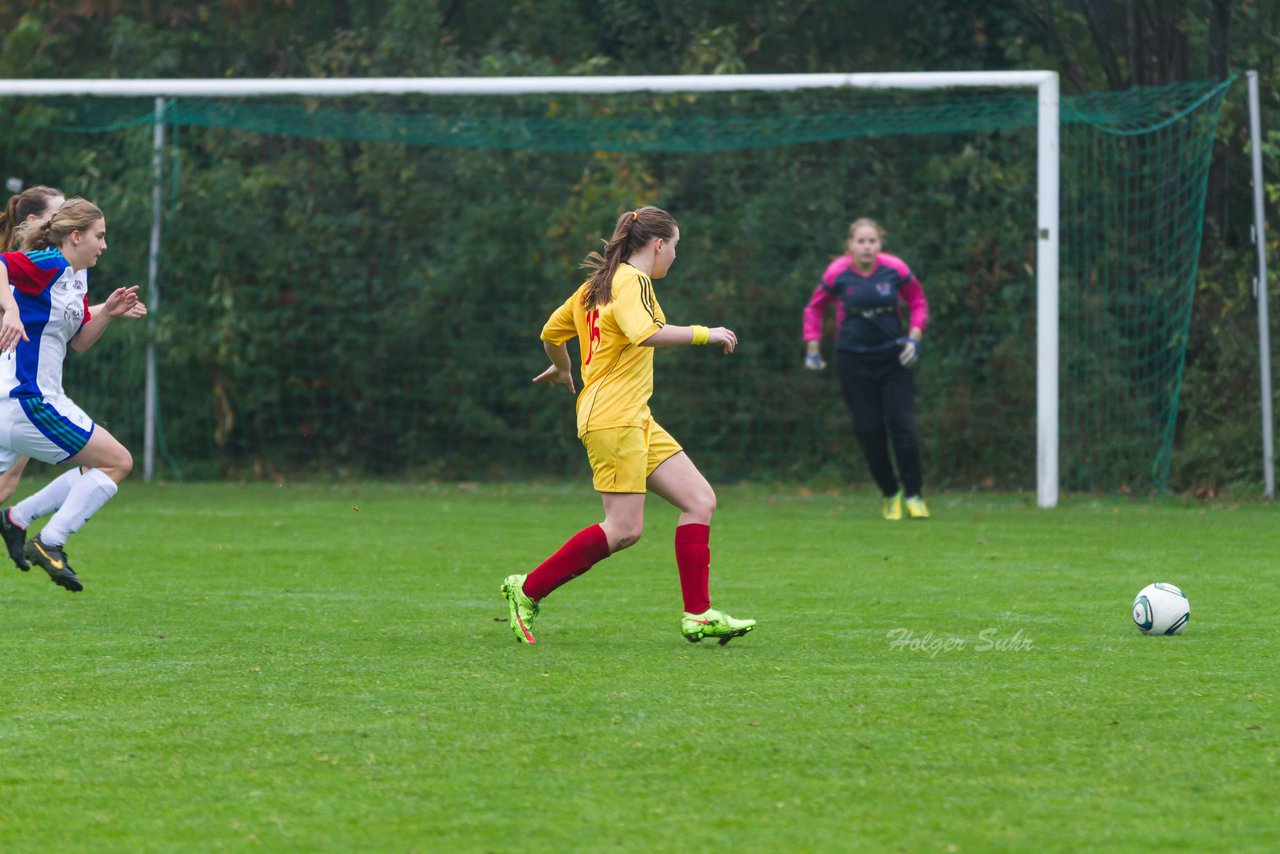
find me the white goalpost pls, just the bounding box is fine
[0,72,1063,506]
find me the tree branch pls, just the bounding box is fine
[1079,0,1128,88]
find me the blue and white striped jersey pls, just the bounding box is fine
[1,248,92,400]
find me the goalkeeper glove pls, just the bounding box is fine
[804,352,826,371]
[897,337,920,368]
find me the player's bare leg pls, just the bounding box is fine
[647,451,714,526]
[0,456,31,505]
[598,492,646,552]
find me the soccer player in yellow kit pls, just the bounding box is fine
[500,205,756,645]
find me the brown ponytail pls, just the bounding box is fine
[580,205,678,310]
[0,185,64,250]
[18,197,102,253]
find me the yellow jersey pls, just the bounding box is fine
[541,263,665,437]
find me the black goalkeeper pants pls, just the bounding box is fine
[835,348,924,498]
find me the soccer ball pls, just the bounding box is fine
[1132,583,1190,635]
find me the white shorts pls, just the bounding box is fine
[0,394,96,466]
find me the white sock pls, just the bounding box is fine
[38,468,118,547]
[10,468,85,529]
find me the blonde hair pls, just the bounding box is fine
[579,205,678,309]
[848,217,885,242]
[0,185,64,250]
[16,197,103,253]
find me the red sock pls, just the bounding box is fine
[675,523,711,615]
[523,524,611,601]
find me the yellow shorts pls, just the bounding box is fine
[581,418,683,494]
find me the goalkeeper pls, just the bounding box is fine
[801,217,931,520]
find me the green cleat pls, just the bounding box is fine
[500,574,539,644]
[882,490,904,521]
[904,495,930,519]
[681,608,756,646]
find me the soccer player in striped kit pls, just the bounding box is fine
[500,206,756,645]
[0,187,135,580]
[802,217,931,521]
[0,198,146,591]
[0,185,69,509]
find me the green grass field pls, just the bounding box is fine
[1,481,1276,852]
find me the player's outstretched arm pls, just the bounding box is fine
[533,340,576,394]
[71,286,146,352]
[641,324,737,354]
[92,298,148,320]
[102,286,147,319]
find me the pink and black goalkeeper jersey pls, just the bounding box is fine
[802,253,928,354]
